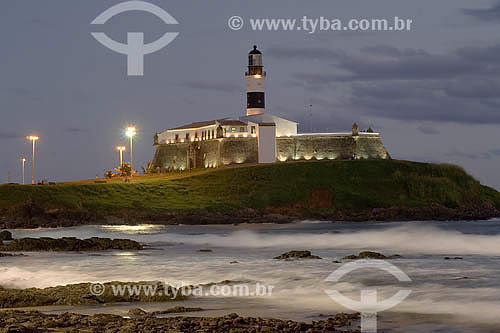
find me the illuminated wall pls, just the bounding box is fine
[151,135,389,171]
[276,136,389,162]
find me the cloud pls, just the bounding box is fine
[418,125,440,135]
[276,43,500,124]
[0,131,23,140]
[462,1,500,22]
[184,81,240,93]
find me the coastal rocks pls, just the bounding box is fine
[128,308,148,316]
[444,256,463,260]
[198,249,213,253]
[152,306,204,315]
[0,282,184,308]
[274,250,322,260]
[0,253,25,257]
[0,311,361,333]
[342,251,403,260]
[0,231,13,242]
[0,237,143,252]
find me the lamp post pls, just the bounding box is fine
[20,158,26,185]
[125,127,136,174]
[26,136,39,184]
[116,146,126,167]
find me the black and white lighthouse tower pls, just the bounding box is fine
[246,45,266,116]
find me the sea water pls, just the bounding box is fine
[2,220,500,332]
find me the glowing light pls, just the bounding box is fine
[278,156,288,162]
[226,134,231,138]
[254,74,262,78]
[27,136,39,141]
[235,134,239,138]
[116,146,126,151]
[252,134,257,138]
[181,139,185,143]
[190,138,194,142]
[243,134,248,138]
[125,127,136,138]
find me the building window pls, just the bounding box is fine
[251,126,256,134]
[195,132,198,139]
[240,127,245,132]
[231,127,236,132]
[212,130,215,138]
[186,133,189,139]
[175,134,179,141]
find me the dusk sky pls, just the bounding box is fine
[1,0,500,188]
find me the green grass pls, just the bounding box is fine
[1,160,498,215]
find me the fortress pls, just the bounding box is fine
[151,46,389,171]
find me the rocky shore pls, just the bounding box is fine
[1,199,499,229]
[0,282,183,308]
[0,311,360,333]
[0,237,143,252]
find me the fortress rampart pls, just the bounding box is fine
[151,134,390,171]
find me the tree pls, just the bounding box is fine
[120,163,132,177]
[104,170,113,179]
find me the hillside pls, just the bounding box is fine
[1,160,499,227]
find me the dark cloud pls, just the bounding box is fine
[444,78,500,99]
[462,1,500,22]
[184,81,240,93]
[0,131,23,140]
[278,43,500,124]
[418,125,440,135]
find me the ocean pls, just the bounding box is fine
[2,220,500,332]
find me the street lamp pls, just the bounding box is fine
[20,158,26,185]
[125,127,136,174]
[26,136,39,184]
[116,146,126,167]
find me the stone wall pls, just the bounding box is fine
[151,135,389,171]
[152,138,258,171]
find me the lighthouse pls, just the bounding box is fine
[246,45,266,116]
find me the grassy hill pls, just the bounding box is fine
[1,160,499,220]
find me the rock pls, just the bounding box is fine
[274,250,322,260]
[0,231,13,242]
[342,251,403,260]
[198,249,213,253]
[0,310,361,332]
[444,256,463,260]
[0,253,25,257]
[128,308,148,316]
[0,281,184,308]
[229,261,239,264]
[0,237,143,252]
[332,260,342,264]
[152,306,204,315]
